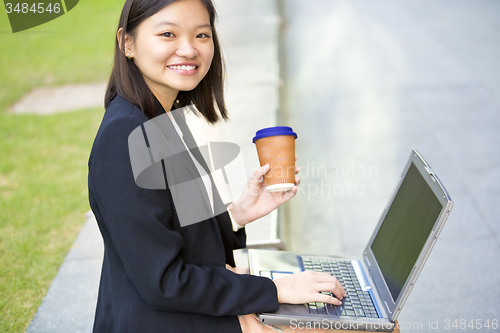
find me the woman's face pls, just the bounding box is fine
[126,0,214,99]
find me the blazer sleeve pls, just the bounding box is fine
[215,210,246,267]
[88,114,279,316]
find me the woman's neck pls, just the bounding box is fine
[146,82,178,113]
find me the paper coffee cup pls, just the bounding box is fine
[253,126,298,192]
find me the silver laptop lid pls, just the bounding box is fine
[362,150,453,322]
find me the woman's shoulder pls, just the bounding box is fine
[89,95,149,162]
[103,94,149,127]
[95,95,150,141]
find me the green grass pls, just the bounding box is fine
[0,0,121,113]
[0,108,104,331]
[0,1,124,331]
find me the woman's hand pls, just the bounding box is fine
[229,159,300,226]
[225,264,250,275]
[272,271,346,305]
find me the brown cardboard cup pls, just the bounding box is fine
[253,127,297,192]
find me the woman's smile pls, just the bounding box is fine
[167,62,200,75]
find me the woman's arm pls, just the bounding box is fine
[89,114,279,316]
[214,209,246,267]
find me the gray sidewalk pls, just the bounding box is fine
[26,0,282,331]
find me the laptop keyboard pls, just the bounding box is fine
[301,257,380,318]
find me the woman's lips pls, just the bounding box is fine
[167,65,199,75]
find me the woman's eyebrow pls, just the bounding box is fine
[154,21,211,29]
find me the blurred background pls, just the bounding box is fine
[0,0,499,332]
[279,0,500,331]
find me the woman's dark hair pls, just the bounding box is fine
[104,0,227,123]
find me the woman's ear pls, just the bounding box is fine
[117,28,134,59]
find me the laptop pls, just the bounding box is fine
[248,150,453,331]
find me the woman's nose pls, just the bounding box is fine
[175,39,198,59]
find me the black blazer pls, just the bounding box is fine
[88,95,279,333]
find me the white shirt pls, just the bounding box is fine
[167,111,243,232]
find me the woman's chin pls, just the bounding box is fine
[177,84,201,92]
[161,78,197,91]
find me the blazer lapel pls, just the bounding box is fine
[145,112,214,225]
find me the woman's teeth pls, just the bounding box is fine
[168,65,197,70]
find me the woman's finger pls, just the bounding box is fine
[317,282,345,300]
[272,186,297,205]
[284,185,297,198]
[313,272,346,298]
[295,166,300,175]
[318,294,343,306]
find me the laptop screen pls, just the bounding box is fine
[370,162,443,301]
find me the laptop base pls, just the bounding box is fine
[249,249,396,332]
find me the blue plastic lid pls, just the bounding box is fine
[252,126,298,143]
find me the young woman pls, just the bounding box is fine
[88,0,352,332]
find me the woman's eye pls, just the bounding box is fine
[162,32,175,38]
[197,33,210,38]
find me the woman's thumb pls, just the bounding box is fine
[259,163,270,176]
[251,164,269,182]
